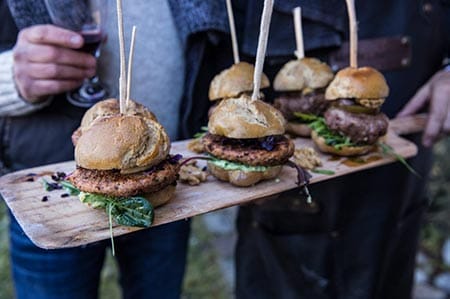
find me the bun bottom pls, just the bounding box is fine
[207,162,282,187]
[286,122,312,137]
[311,131,376,156]
[142,184,176,207]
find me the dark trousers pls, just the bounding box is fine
[9,211,190,299]
[235,137,431,299]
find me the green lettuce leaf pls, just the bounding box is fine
[311,168,336,175]
[193,126,209,138]
[378,142,420,177]
[80,192,154,227]
[208,156,269,172]
[307,116,358,150]
[293,112,320,123]
[60,180,80,195]
[60,181,154,227]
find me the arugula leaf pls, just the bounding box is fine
[110,197,154,227]
[79,192,154,227]
[108,202,116,256]
[311,168,336,175]
[60,181,80,196]
[193,126,209,138]
[208,156,269,172]
[41,179,62,191]
[293,112,320,123]
[378,142,420,177]
[308,117,358,150]
[54,181,154,227]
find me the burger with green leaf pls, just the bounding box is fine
[308,66,390,156]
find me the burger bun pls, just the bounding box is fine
[80,98,157,128]
[311,130,376,156]
[208,62,270,101]
[274,58,333,91]
[142,184,176,208]
[75,115,170,174]
[325,67,389,103]
[73,98,157,145]
[208,94,286,138]
[207,162,282,187]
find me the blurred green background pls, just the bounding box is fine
[0,138,449,299]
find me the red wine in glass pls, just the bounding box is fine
[79,29,103,55]
[66,26,108,107]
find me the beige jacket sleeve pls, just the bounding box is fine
[0,50,51,116]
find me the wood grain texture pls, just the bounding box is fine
[0,131,417,249]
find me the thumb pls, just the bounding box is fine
[397,84,430,117]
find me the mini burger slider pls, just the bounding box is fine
[202,94,295,187]
[67,102,178,210]
[311,66,390,156]
[273,58,334,137]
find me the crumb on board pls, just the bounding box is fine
[187,138,205,154]
[292,147,322,170]
[179,160,208,185]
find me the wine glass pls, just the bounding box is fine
[44,0,108,107]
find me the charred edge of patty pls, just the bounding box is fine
[67,159,179,197]
[324,107,389,145]
[273,89,329,121]
[202,133,294,166]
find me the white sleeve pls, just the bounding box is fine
[0,50,52,116]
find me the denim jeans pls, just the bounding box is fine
[9,211,190,299]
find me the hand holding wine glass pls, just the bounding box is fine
[44,0,108,107]
[12,24,97,103]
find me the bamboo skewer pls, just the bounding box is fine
[345,0,358,68]
[293,7,304,60]
[116,0,126,113]
[126,26,137,108]
[225,0,240,64]
[251,0,274,102]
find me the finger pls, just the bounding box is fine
[397,84,430,117]
[422,88,448,147]
[28,79,84,99]
[443,104,450,134]
[21,24,83,49]
[19,44,96,68]
[24,63,96,80]
[14,71,84,102]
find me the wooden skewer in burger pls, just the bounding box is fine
[66,1,179,228]
[208,0,270,106]
[202,0,311,191]
[310,0,390,156]
[273,7,334,137]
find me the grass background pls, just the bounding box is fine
[0,138,449,299]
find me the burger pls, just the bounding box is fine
[273,57,334,137]
[310,66,389,156]
[202,94,295,187]
[66,99,179,226]
[208,61,270,108]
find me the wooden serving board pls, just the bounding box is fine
[0,129,418,249]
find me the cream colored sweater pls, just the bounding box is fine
[0,50,50,116]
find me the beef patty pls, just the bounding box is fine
[273,90,329,120]
[202,133,294,166]
[67,160,178,197]
[324,107,389,144]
